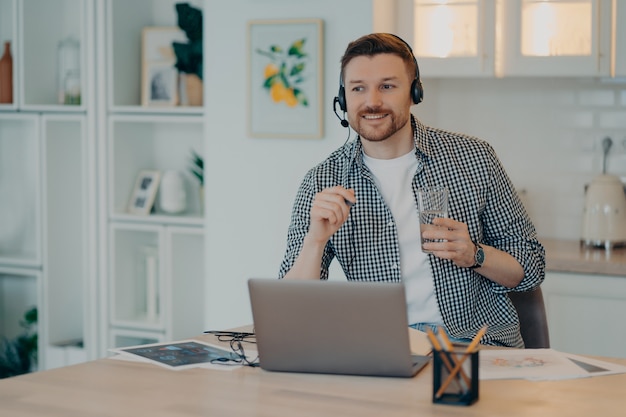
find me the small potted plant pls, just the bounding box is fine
[0,307,38,379]
[188,148,204,211]
[172,2,203,106]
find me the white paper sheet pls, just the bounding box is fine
[479,348,626,381]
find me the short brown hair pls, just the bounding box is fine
[340,33,417,83]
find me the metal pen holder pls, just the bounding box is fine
[432,346,479,406]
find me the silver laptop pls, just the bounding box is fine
[247,278,430,378]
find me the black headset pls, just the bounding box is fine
[334,34,423,121]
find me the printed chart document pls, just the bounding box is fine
[479,348,626,381]
[110,339,255,371]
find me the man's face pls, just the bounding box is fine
[343,53,414,143]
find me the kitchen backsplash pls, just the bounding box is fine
[415,77,626,241]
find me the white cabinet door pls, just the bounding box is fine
[614,0,626,77]
[403,0,615,77]
[409,0,497,77]
[543,272,626,359]
[498,0,612,77]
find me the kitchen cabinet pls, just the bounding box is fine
[409,0,496,77]
[499,0,611,77]
[542,272,626,359]
[400,0,616,78]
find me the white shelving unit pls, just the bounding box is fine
[2,0,206,366]
[0,0,96,372]
[100,0,205,353]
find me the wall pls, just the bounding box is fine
[203,0,384,329]
[204,0,626,330]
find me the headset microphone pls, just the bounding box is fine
[333,96,349,128]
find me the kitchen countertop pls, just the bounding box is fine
[541,238,626,277]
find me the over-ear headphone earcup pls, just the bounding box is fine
[337,84,347,112]
[411,79,424,105]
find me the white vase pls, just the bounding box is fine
[159,170,187,214]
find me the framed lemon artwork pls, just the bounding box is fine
[247,19,324,139]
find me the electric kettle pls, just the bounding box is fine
[581,137,626,249]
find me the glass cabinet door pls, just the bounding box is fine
[520,0,592,57]
[614,0,626,77]
[413,0,496,77]
[499,0,612,76]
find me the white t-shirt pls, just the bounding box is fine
[362,149,443,326]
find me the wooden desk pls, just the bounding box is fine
[1,333,625,417]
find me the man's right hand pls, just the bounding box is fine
[284,186,355,281]
[307,186,355,245]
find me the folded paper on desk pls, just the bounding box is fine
[409,327,432,356]
[479,348,626,381]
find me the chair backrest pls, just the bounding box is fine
[509,287,550,348]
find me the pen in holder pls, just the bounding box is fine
[426,326,485,406]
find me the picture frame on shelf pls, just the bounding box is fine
[144,62,178,106]
[141,27,186,107]
[247,19,324,139]
[128,170,161,215]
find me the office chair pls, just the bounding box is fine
[509,287,550,348]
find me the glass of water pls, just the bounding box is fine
[417,186,449,252]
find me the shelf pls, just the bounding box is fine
[109,105,204,116]
[165,226,205,340]
[107,0,204,108]
[0,113,41,267]
[44,341,86,370]
[108,115,204,219]
[0,0,17,108]
[20,0,87,108]
[110,213,203,227]
[107,223,204,347]
[0,266,41,368]
[109,223,164,330]
[109,328,164,350]
[41,115,87,351]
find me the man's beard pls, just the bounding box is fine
[355,107,409,142]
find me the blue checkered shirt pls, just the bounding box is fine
[278,116,545,347]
